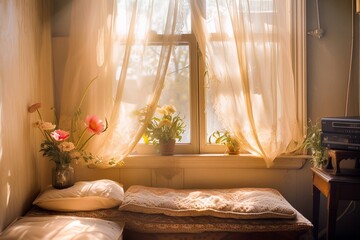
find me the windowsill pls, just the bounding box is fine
[121,154,311,169]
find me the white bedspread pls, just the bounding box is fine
[120,185,298,219]
[0,216,124,240]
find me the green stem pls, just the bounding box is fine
[75,127,88,150]
[38,128,48,141]
[77,76,98,111]
[70,76,98,143]
[36,109,43,122]
[44,130,53,143]
[78,133,96,150]
[51,107,58,127]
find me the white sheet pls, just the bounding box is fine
[0,216,124,240]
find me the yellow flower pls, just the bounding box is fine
[159,119,172,128]
[141,104,185,147]
[163,105,176,115]
[156,107,167,115]
[59,142,75,152]
[40,122,56,131]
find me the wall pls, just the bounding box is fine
[307,0,360,238]
[308,0,359,120]
[0,0,54,231]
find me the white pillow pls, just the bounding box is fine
[33,179,124,212]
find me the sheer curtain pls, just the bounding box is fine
[192,0,302,167]
[59,0,184,168]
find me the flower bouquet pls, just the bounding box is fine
[28,101,107,188]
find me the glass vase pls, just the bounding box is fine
[52,163,74,189]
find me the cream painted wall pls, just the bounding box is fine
[0,0,54,231]
[307,0,359,120]
[307,0,360,238]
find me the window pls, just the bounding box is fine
[117,0,306,156]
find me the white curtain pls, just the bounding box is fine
[192,0,302,167]
[59,0,184,168]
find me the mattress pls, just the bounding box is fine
[119,185,313,240]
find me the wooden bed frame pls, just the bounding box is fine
[120,210,313,240]
[123,230,311,240]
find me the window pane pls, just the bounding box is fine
[206,0,274,34]
[159,45,190,143]
[206,85,224,141]
[116,0,191,36]
[118,45,190,144]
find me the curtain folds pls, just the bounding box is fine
[60,0,302,168]
[60,0,183,168]
[192,0,302,167]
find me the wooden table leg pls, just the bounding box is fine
[326,186,339,240]
[313,185,320,239]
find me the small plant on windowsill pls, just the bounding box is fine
[208,130,240,155]
[140,105,186,155]
[302,121,328,168]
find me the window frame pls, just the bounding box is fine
[133,33,199,154]
[132,0,306,156]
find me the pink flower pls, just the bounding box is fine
[86,115,105,134]
[51,129,70,141]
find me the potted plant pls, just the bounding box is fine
[302,121,328,168]
[208,130,240,155]
[142,105,186,155]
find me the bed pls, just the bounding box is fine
[119,185,313,240]
[0,181,313,240]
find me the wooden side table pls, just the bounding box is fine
[312,167,360,240]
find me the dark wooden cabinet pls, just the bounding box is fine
[312,167,360,240]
